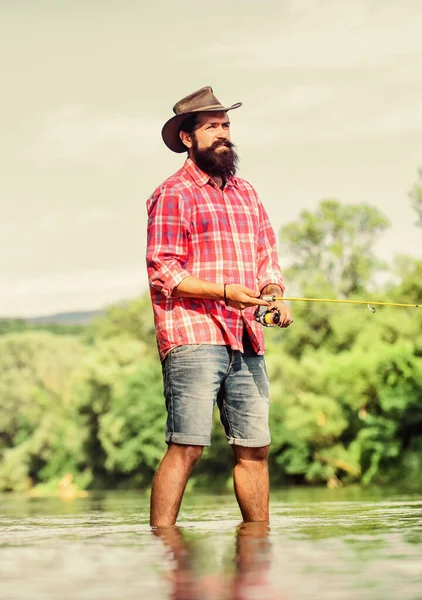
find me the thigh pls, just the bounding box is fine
[163,344,229,446]
[219,352,271,447]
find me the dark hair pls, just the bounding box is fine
[179,114,198,135]
[178,115,198,152]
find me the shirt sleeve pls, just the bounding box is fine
[146,186,192,298]
[256,198,285,294]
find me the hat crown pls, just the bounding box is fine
[173,86,223,116]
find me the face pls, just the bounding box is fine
[180,111,239,179]
[189,111,231,151]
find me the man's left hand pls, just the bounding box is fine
[260,285,293,328]
[270,300,293,328]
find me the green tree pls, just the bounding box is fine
[410,168,422,226]
[265,277,421,487]
[277,200,391,359]
[0,331,88,491]
[280,199,390,297]
[0,319,28,336]
[389,256,422,304]
[264,200,421,487]
[0,319,85,337]
[85,295,157,351]
[98,359,166,487]
[73,337,164,488]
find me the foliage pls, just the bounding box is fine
[0,197,421,492]
[0,320,28,336]
[74,337,165,488]
[0,332,88,491]
[265,300,422,487]
[0,319,85,337]
[280,199,390,297]
[410,167,422,226]
[85,296,157,349]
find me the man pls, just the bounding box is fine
[146,86,292,527]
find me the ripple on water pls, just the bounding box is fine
[0,491,421,600]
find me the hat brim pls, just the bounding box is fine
[161,102,242,153]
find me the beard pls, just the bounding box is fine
[191,137,239,180]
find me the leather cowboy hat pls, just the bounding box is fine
[161,86,242,153]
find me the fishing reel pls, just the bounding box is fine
[254,295,281,327]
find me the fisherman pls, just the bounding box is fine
[146,86,293,527]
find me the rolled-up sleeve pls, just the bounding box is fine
[146,186,192,298]
[256,199,285,293]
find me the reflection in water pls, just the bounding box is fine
[153,521,275,600]
[233,522,274,600]
[2,491,421,599]
[153,526,199,600]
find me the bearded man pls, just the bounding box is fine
[146,86,292,527]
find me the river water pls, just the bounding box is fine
[1,487,421,599]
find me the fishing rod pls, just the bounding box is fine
[254,296,420,327]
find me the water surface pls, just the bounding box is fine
[1,487,421,599]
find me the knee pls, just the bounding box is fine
[170,443,204,467]
[233,444,270,463]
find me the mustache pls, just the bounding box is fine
[212,140,235,150]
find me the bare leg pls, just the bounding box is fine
[232,445,270,522]
[150,443,203,527]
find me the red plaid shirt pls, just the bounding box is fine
[146,158,284,361]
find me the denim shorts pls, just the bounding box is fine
[161,342,271,447]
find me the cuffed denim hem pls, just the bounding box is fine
[166,432,211,446]
[227,435,271,447]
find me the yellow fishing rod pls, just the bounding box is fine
[270,296,419,309]
[255,296,420,326]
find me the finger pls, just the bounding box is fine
[253,297,271,306]
[275,311,291,326]
[241,287,261,298]
[279,318,293,328]
[239,294,270,306]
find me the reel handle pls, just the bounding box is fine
[254,304,281,327]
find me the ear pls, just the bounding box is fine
[179,129,193,149]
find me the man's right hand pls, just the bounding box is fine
[225,284,270,311]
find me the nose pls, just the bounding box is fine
[216,125,229,139]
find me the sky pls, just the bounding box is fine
[1,0,421,317]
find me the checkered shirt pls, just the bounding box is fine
[146,158,284,361]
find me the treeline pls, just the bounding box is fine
[0,193,421,493]
[0,319,85,337]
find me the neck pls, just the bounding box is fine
[212,175,224,189]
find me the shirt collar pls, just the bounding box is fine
[183,157,244,190]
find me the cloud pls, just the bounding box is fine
[235,83,422,146]
[32,106,163,166]
[241,85,332,119]
[0,209,118,250]
[73,207,119,226]
[280,101,422,141]
[1,267,148,317]
[206,3,422,70]
[344,103,422,136]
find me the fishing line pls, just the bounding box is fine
[267,296,419,310]
[255,295,419,326]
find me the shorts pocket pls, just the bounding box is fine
[169,344,203,357]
